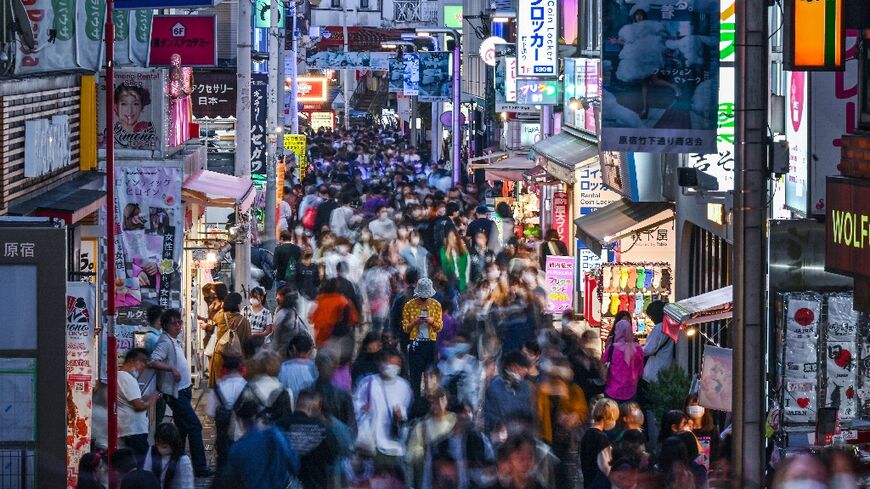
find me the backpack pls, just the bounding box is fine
[302,206,317,230]
[214,383,236,432]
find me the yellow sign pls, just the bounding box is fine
[787,0,843,70]
[283,134,308,180]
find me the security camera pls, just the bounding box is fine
[678,167,719,191]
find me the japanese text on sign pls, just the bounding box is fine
[545,256,575,313]
[551,192,570,249]
[283,134,308,180]
[516,0,558,77]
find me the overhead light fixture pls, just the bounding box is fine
[381,43,397,49]
[568,97,581,111]
[492,16,510,23]
[500,111,508,121]
[686,327,697,337]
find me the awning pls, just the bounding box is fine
[664,286,734,326]
[467,152,508,170]
[524,165,562,184]
[574,198,674,255]
[531,131,598,184]
[8,172,106,224]
[182,170,256,212]
[484,155,536,181]
[314,26,413,51]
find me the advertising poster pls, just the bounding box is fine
[418,52,453,102]
[309,111,335,131]
[283,134,308,180]
[389,58,404,93]
[494,45,536,112]
[149,15,217,67]
[114,166,183,323]
[79,238,100,284]
[516,79,561,105]
[307,51,394,71]
[192,70,237,118]
[600,0,719,153]
[574,164,620,277]
[98,69,167,151]
[785,70,809,214]
[698,346,733,412]
[517,0,558,77]
[403,53,420,96]
[551,192,570,248]
[564,58,600,133]
[14,0,76,74]
[66,282,96,489]
[545,256,575,313]
[251,73,269,174]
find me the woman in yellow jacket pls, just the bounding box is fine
[402,278,443,399]
[536,357,589,488]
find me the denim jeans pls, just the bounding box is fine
[407,340,436,400]
[165,386,209,471]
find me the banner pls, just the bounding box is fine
[698,346,733,412]
[114,166,183,322]
[494,45,536,112]
[192,70,237,119]
[307,51,394,71]
[785,70,809,214]
[283,134,308,180]
[66,282,96,489]
[418,52,452,102]
[15,0,77,74]
[402,53,420,96]
[389,58,404,93]
[551,191,570,248]
[600,0,719,153]
[149,15,217,66]
[517,0,558,77]
[77,0,107,71]
[545,256,575,313]
[98,69,168,151]
[251,73,268,174]
[130,9,153,65]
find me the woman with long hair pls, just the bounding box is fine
[602,320,644,402]
[77,450,108,489]
[143,423,194,489]
[439,228,470,293]
[209,292,252,387]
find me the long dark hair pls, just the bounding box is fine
[76,450,105,489]
[150,423,183,486]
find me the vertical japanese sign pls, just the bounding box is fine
[66,282,96,489]
[600,0,719,154]
[810,30,859,215]
[551,191,570,248]
[494,45,536,112]
[417,52,453,102]
[575,163,620,276]
[191,70,237,118]
[251,73,269,174]
[517,0,558,77]
[545,256,575,313]
[114,166,183,326]
[786,0,843,70]
[283,134,308,180]
[79,238,99,284]
[785,70,809,214]
[403,53,420,96]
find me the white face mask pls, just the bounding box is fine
[380,364,401,379]
[156,445,173,456]
[250,298,260,306]
[830,474,858,489]
[398,228,409,238]
[506,370,523,383]
[687,405,705,419]
[410,237,421,246]
[338,245,351,254]
[379,213,390,221]
[131,368,140,379]
[294,227,304,236]
[523,272,537,285]
[487,270,501,281]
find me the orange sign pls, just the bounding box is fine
[786,0,843,70]
[286,76,328,102]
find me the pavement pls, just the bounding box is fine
[193,386,216,488]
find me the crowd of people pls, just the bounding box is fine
[79,126,864,489]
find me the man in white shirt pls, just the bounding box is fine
[149,309,213,477]
[329,194,355,238]
[118,348,159,464]
[206,356,247,468]
[353,350,412,460]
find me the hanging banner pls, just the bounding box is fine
[130,9,154,65]
[14,0,77,74]
[66,282,96,489]
[403,52,420,96]
[698,346,733,412]
[283,134,308,180]
[418,52,453,102]
[785,70,809,214]
[192,70,237,119]
[114,10,132,67]
[307,51,394,71]
[97,69,168,152]
[77,0,107,71]
[389,58,404,93]
[600,0,719,154]
[545,256,575,313]
[251,73,269,174]
[149,15,218,67]
[516,0,558,77]
[551,191,570,248]
[114,165,183,327]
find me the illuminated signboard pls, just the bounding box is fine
[285,76,328,103]
[516,0,558,77]
[515,79,561,105]
[785,0,843,70]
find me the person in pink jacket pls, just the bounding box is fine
[602,319,645,401]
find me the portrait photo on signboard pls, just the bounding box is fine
[418,52,452,101]
[600,0,719,153]
[98,70,165,152]
[698,346,733,412]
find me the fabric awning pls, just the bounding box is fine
[531,131,598,184]
[574,198,675,255]
[182,170,256,212]
[467,152,508,170]
[484,155,537,181]
[524,165,561,184]
[8,172,106,224]
[664,286,734,326]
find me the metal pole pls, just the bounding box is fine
[289,0,299,135]
[278,5,287,136]
[431,102,438,163]
[342,4,350,129]
[452,37,461,184]
[265,0,279,247]
[235,0,252,177]
[733,0,768,486]
[410,98,417,148]
[104,0,118,486]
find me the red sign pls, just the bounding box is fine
[285,76,328,103]
[149,15,217,66]
[552,191,570,248]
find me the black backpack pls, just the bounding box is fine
[214,383,236,433]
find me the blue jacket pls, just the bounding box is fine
[483,375,533,432]
[228,426,299,489]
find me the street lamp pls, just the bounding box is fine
[415,27,461,185]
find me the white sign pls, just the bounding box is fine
[687,67,735,192]
[785,70,809,215]
[516,0,558,77]
[309,111,335,131]
[24,115,71,178]
[520,123,540,147]
[480,36,507,67]
[574,163,620,275]
[506,57,518,102]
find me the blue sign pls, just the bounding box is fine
[114,0,215,9]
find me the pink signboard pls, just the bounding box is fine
[552,191,570,248]
[149,15,217,67]
[545,256,575,313]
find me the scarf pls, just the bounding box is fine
[612,319,636,365]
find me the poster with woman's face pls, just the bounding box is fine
[698,346,733,412]
[98,69,165,151]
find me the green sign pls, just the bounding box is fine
[444,5,462,29]
[254,0,284,28]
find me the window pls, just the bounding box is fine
[580,0,601,53]
[359,0,369,8]
[0,266,37,349]
[331,0,341,8]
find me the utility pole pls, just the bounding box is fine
[265,0,280,246]
[733,0,768,486]
[289,0,299,135]
[104,0,118,485]
[236,0,252,178]
[342,4,350,129]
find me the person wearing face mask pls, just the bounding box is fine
[243,287,274,341]
[468,230,495,284]
[683,393,719,472]
[352,349,413,461]
[368,206,398,242]
[118,348,160,464]
[771,453,830,489]
[329,193,356,239]
[143,423,194,489]
[405,389,458,489]
[352,229,377,265]
[581,398,620,489]
[437,334,482,411]
[400,229,431,278]
[440,228,471,293]
[483,351,533,433]
[433,202,460,252]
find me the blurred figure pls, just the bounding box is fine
[602,320,644,402]
[581,398,619,489]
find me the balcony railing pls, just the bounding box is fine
[393,0,437,25]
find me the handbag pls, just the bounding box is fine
[216,315,242,358]
[302,206,317,230]
[203,329,218,357]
